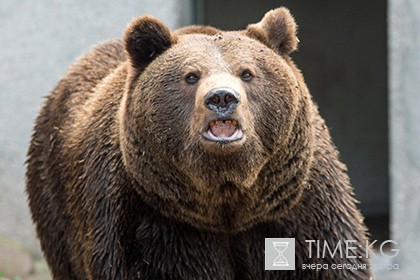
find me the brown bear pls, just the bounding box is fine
[26,7,371,280]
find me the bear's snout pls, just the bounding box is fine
[204,87,240,116]
[201,88,244,144]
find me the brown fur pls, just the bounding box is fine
[26,7,371,279]
[174,25,221,36]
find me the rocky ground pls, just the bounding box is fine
[0,238,51,280]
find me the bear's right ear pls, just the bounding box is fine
[124,16,176,69]
[246,7,298,56]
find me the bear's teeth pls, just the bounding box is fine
[209,119,238,128]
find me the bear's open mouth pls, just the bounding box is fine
[203,119,244,143]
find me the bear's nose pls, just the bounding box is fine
[204,87,240,114]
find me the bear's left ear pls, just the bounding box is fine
[124,16,177,69]
[246,7,298,55]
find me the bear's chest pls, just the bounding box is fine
[133,217,287,280]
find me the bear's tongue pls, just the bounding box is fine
[209,120,237,138]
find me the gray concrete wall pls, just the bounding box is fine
[0,0,192,254]
[389,0,420,279]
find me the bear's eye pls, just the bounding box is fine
[185,73,200,84]
[240,70,253,81]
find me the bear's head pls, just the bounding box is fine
[119,7,314,232]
